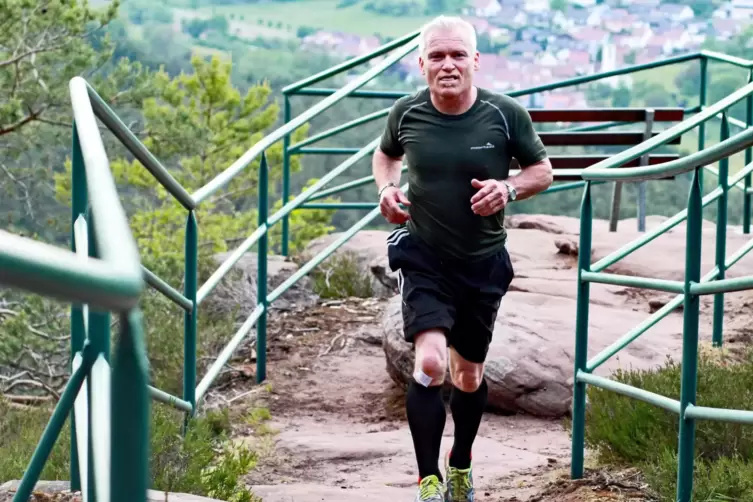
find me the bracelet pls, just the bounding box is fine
[378,182,397,197]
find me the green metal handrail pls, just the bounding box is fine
[570,76,753,502]
[2,76,150,502]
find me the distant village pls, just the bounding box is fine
[298,0,753,108]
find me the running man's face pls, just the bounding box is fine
[419,27,479,100]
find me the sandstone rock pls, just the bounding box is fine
[378,213,753,417]
[202,251,318,326]
[555,238,578,256]
[383,291,686,417]
[506,213,573,234]
[248,414,567,502]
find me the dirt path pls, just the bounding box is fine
[212,297,655,502]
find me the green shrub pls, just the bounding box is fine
[309,251,373,299]
[151,406,260,501]
[583,347,753,501]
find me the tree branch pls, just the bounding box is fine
[0,105,48,135]
[35,117,71,128]
[2,378,60,400]
[2,394,52,405]
[0,161,35,221]
[0,41,69,68]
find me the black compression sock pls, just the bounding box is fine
[406,380,446,481]
[449,378,488,470]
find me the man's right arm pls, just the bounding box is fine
[373,102,411,223]
[373,101,405,193]
[373,147,403,194]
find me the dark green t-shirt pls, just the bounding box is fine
[379,86,548,261]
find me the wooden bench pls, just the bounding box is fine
[510,107,686,231]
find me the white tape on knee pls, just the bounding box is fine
[413,369,433,387]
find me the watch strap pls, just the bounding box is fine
[503,181,517,201]
[378,182,397,197]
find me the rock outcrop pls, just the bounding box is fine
[207,214,753,418]
[202,251,319,327]
[321,215,753,417]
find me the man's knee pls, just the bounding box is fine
[416,351,446,385]
[413,330,447,386]
[451,368,484,392]
[449,349,484,392]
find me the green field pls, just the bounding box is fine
[198,0,431,38]
[629,61,689,96]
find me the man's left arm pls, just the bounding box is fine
[470,102,553,215]
[506,102,553,200]
[506,157,553,201]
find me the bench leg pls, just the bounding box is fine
[636,110,655,233]
[609,181,622,232]
[637,181,647,232]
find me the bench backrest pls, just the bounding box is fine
[510,107,686,180]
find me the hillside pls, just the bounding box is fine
[190,0,435,38]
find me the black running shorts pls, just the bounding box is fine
[386,226,515,364]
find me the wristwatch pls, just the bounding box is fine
[503,181,517,201]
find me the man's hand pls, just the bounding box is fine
[470,178,509,216]
[379,186,411,224]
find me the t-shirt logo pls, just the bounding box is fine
[470,142,495,150]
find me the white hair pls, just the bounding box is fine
[418,16,477,55]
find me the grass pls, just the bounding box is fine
[192,44,231,61]
[0,399,264,501]
[581,345,753,501]
[628,61,689,97]
[197,0,430,38]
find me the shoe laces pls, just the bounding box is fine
[418,475,443,500]
[447,467,473,499]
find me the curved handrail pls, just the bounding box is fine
[700,50,753,68]
[70,77,143,287]
[580,79,753,179]
[582,125,753,182]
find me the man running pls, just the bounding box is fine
[372,15,553,502]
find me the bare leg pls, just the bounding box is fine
[447,347,487,470]
[406,329,448,482]
[414,329,448,385]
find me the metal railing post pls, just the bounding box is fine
[570,182,593,480]
[713,112,729,347]
[676,167,703,502]
[698,57,708,190]
[70,122,86,492]
[86,210,110,502]
[637,109,655,232]
[257,153,269,383]
[184,212,198,415]
[111,310,150,502]
[744,70,753,234]
[281,96,291,256]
